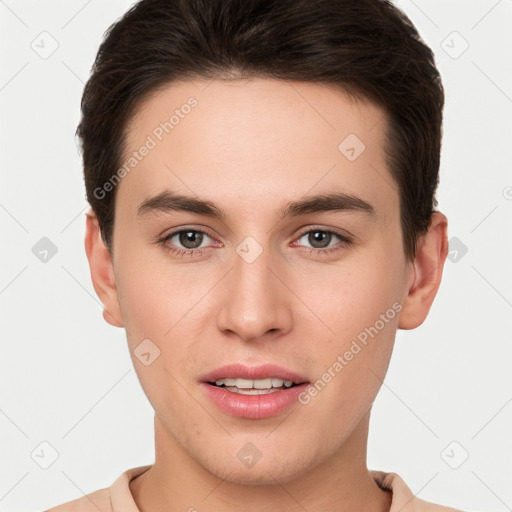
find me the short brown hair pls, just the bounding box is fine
[78,0,444,261]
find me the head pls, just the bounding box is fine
[82,0,448,485]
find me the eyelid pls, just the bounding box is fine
[293,225,353,243]
[161,225,218,242]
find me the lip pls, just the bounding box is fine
[199,363,310,419]
[200,382,310,419]
[199,363,308,384]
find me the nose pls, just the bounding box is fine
[216,244,293,343]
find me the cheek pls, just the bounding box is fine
[289,246,403,404]
[114,241,197,335]
[116,270,167,338]
[297,261,400,428]
[113,259,198,413]
[295,254,402,338]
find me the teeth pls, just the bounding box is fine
[225,387,283,395]
[214,377,294,389]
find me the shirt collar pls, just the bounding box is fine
[110,465,429,512]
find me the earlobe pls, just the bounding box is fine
[398,211,449,330]
[84,210,124,328]
[102,308,123,328]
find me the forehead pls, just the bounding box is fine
[118,78,397,224]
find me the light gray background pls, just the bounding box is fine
[1,1,511,510]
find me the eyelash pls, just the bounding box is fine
[157,227,352,258]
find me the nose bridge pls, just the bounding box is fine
[216,239,292,341]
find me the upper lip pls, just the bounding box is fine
[200,363,309,384]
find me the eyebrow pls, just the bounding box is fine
[137,190,376,220]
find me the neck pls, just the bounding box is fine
[130,411,392,512]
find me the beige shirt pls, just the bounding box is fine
[47,465,464,512]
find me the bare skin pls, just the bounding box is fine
[85,78,448,512]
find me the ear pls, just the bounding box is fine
[398,211,449,330]
[84,209,124,328]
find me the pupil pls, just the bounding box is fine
[180,231,202,249]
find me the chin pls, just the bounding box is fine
[218,466,301,486]
[201,448,316,486]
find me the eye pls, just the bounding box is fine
[293,228,352,255]
[158,228,217,257]
[157,227,352,258]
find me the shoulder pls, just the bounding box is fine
[370,470,466,512]
[45,487,112,512]
[43,464,152,512]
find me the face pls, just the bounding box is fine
[100,78,417,484]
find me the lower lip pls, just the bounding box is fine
[200,382,309,419]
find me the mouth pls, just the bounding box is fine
[199,364,310,419]
[200,363,308,389]
[207,377,301,395]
